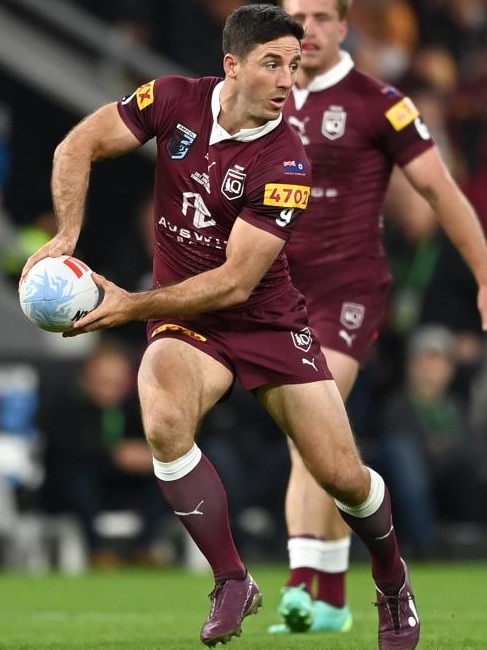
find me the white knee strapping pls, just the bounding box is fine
[153,444,202,481]
[288,536,351,572]
[334,467,385,518]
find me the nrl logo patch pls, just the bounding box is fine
[291,327,312,353]
[340,302,365,330]
[167,123,198,161]
[322,106,347,140]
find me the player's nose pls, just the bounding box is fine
[277,67,295,89]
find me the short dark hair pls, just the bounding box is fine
[222,4,304,60]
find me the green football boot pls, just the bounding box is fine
[268,596,353,634]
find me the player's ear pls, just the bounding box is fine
[338,19,348,44]
[223,53,239,79]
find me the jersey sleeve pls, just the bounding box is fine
[117,76,182,144]
[372,87,435,168]
[238,133,312,242]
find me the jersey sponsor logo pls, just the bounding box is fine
[167,123,198,160]
[150,323,207,342]
[291,327,312,353]
[264,184,310,209]
[322,106,347,140]
[283,160,306,175]
[385,97,419,131]
[182,192,216,228]
[340,302,365,330]
[158,214,227,248]
[191,171,211,194]
[136,80,155,111]
[221,166,246,200]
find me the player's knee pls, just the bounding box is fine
[142,403,188,456]
[315,463,368,503]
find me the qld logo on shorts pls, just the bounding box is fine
[291,327,312,352]
[322,106,347,140]
[340,302,365,330]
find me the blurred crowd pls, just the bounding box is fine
[2,0,487,571]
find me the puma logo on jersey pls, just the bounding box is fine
[339,329,356,348]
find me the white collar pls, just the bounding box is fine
[294,50,354,95]
[209,81,282,145]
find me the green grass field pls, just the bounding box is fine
[0,561,486,649]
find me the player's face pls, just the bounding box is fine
[283,0,347,76]
[225,36,301,127]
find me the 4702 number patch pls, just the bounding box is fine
[263,183,310,209]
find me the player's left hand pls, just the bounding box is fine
[63,273,132,336]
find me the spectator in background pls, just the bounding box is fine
[417,0,487,76]
[380,325,484,558]
[38,338,167,567]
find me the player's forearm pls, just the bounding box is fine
[128,266,253,320]
[51,137,91,248]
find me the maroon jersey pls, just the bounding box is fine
[283,54,435,360]
[118,75,312,311]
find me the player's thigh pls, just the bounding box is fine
[286,348,359,457]
[322,347,359,402]
[258,381,363,490]
[138,338,234,456]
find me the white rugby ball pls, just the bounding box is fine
[19,255,100,333]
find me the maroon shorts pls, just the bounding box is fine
[146,290,332,391]
[293,261,392,364]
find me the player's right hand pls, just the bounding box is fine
[19,235,76,287]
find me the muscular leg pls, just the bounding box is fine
[259,380,404,593]
[138,338,245,581]
[285,349,358,613]
[139,338,263,645]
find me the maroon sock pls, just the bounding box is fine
[339,487,404,593]
[287,567,315,594]
[157,453,245,582]
[316,571,346,608]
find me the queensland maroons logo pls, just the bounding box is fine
[222,166,246,200]
[340,302,365,329]
[322,106,347,140]
[291,327,312,352]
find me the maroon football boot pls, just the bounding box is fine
[375,560,420,650]
[200,572,262,646]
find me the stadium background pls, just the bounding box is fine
[1,0,487,571]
